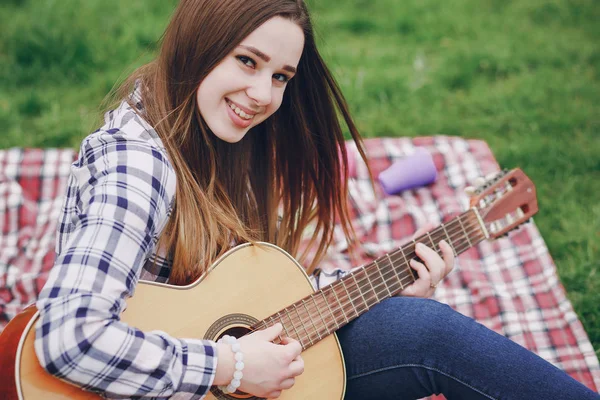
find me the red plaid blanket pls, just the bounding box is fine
[320,136,600,392]
[1,138,599,392]
[0,148,75,327]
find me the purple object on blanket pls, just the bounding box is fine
[378,147,438,194]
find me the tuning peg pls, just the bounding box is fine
[464,186,477,196]
[490,221,503,233]
[474,177,486,187]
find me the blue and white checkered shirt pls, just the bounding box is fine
[35,93,347,399]
[35,97,218,399]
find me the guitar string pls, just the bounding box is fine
[266,231,487,349]
[264,237,487,348]
[276,230,487,348]
[295,213,479,308]
[294,215,479,317]
[353,214,482,295]
[257,214,482,341]
[254,214,483,341]
[272,218,484,343]
[252,214,486,343]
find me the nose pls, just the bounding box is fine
[246,74,272,107]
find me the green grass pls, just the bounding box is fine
[1,0,598,354]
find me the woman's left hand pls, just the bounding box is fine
[400,224,455,298]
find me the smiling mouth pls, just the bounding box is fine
[225,99,255,120]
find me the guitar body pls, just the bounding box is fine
[1,243,346,399]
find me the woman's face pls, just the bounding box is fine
[196,16,305,143]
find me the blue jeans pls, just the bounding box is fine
[336,297,599,400]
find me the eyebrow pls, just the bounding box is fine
[238,45,297,74]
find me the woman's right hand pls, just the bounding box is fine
[215,323,304,398]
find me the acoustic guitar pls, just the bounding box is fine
[0,168,538,399]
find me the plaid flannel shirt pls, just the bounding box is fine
[35,97,219,399]
[34,95,345,399]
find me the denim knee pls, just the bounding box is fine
[338,297,466,371]
[338,298,600,400]
[372,297,462,352]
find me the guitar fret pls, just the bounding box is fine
[301,299,321,341]
[310,295,330,336]
[400,247,416,282]
[339,278,359,319]
[293,303,313,346]
[285,309,303,347]
[364,269,380,303]
[351,273,369,313]
[458,215,472,247]
[426,231,435,248]
[374,259,392,297]
[267,315,282,344]
[320,290,339,329]
[429,230,446,258]
[387,253,404,290]
[441,223,457,256]
[330,284,349,324]
[277,313,290,338]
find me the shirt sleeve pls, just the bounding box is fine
[309,266,363,290]
[35,130,218,399]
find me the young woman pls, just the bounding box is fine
[35,0,598,399]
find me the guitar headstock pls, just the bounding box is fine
[469,168,539,239]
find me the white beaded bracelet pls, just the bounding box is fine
[217,335,245,394]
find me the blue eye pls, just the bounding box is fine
[236,55,256,68]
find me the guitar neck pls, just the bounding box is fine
[253,208,487,350]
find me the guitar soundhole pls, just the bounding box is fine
[206,313,263,400]
[218,326,251,341]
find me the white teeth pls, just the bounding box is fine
[227,100,253,120]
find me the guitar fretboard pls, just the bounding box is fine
[252,208,486,350]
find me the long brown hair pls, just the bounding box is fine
[112,0,369,285]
